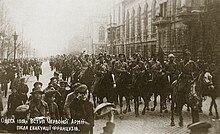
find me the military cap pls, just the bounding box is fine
[70,82,81,92]
[33,81,43,87]
[53,71,59,76]
[98,53,104,59]
[94,103,116,117]
[184,49,192,56]
[50,77,58,81]
[85,54,89,57]
[74,84,88,93]
[168,54,175,58]
[30,87,44,94]
[188,121,211,134]
[15,104,29,113]
[118,53,125,57]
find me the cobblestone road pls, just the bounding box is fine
[1,61,220,134]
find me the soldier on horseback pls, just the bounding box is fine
[171,49,200,126]
[92,53,110,103]
[79,52,92,76]
[114,54,129,81]
[178,50,199,89]
[148,54,162,84]
[165,54,178,84]
[130,53,145,84]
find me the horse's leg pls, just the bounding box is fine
[160,95,163,113]
[128,93,132,112]
[134,96,139,117]
[142,97,147,115]
[212,97,219,119]
[123,96,129,114]
[92,94,96,108]
[134,96,137,115]
[136,96,140,117]
[119,95,123,114]
[151,94,157,111]
[126,96,131,113]
[164,94,169,113]
[170,94,175,126]
[191,106,200,123]
[209,98,214,116]
[178,103,184,127]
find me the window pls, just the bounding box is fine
[99,26,105,42]
[160,2,167,17]
[131,9,135,42]
[126,11,130,41]
[144,3,148,40]
[137,6,142,41]
[152,0,157,34]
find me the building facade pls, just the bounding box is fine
[86,15,108,54]
[107,0,220,61]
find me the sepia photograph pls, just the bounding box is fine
[0,0,219,133]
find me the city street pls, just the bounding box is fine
[2,61,220,134]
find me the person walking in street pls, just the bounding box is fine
[65,84,94,134]
[34,63,42,81]
[28,87,49,118]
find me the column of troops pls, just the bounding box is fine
[0,50,219,133]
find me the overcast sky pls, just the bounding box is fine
[5,0,111,57]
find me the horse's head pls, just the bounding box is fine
[201,72,214,91]
[143,70,153,82]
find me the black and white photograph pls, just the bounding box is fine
[0,0,220,133]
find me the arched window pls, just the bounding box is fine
[144,3,148,40]
[126,10,130,41]
[152,0,157,35]
[131,8,135,42]
[137,5,142,41]
[99,26,105,42]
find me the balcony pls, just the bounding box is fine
[153,17,171,27]
[176,7,204,25]
[107,23,117,29]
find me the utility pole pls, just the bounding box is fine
[13,31,18,63]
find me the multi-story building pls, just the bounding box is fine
[107,0,220,61]
[86,14,108,54]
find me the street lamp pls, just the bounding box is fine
[13,31,18,62]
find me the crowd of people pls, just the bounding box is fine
[0,50,219,134]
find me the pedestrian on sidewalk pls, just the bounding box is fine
[0,66,9,98]
[44,90,60,120]
[94,103,116,134]
[7,88,23,118]
[17,78,29,103]
[10,73,21,91]
[28,87,49,118]
[65,84,94,134]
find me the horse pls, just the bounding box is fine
[92,71,116,107]
[151,71,171,113]
[133,70,154,116]
[116,71,133,115]
[79,67,95,100]
[198,71,219,119]
[170,73,207,127]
